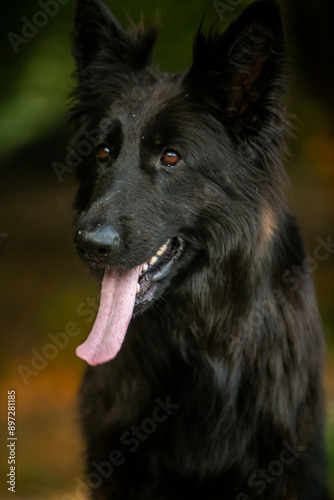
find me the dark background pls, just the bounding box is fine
[0,0,333,497]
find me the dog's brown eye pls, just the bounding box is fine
[97,145,110,161]
[161,150,181,167]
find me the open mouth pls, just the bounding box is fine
[75,235,185,366]
[135,236,185,305]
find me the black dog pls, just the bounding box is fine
[70,0,329,498]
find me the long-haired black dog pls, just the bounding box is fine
[70,0,329,498]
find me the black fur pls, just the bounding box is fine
[70,1,330,498]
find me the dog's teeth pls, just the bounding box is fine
[136,283,140,294]
[156,243,168,256]
[143,263,149,272]
[149,256,158,266]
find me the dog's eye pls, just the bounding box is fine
[97,145,110,162]
[160,150,182,167]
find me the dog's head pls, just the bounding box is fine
[70,0,286,365]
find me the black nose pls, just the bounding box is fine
[74,225,120,263]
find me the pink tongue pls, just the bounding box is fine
[76,266,141,366]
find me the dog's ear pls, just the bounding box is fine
[73,0,158,76]
[187,0,285,133]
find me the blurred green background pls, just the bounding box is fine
[0,0,333,497]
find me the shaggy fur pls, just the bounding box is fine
[70,0,329,498]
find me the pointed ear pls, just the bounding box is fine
[73,0,158,76]
[186,0,286,133]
